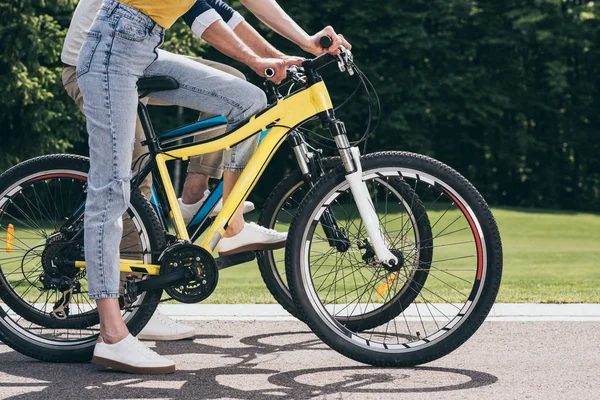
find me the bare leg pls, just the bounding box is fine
[222,171,245,237]
[181,172,210,204]
[96,299,129,344]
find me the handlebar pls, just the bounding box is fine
[264,67,275,78]
[303,35,339,73]
[319,35,334,49]
[263,36,349,85]
[302,52,337,73]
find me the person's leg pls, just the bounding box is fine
[144,51,285,253]
[131,106,153,199]
[183,56,247,191]
[144,52,266,212]
[177,58,256,219]
[63,65,193,342]
[183,56,247,195]
[63,66,153,199]
[146,57,255,221]
[77,2,162,341]
[77,1,174,374]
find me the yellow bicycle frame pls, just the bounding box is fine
[75,80,333,276]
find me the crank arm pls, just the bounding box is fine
[215,251,255,270]
[133,267,193,293]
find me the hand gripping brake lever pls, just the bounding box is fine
[319,36,354,76]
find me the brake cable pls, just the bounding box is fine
[292,60,381,152]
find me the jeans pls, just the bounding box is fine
[77,0,266,300]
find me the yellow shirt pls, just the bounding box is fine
[118,0,195,29]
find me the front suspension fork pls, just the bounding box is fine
[289,132,350,251]
[329,119,398,266]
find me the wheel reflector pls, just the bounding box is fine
[376,272,398,296]
[6,223,14,254]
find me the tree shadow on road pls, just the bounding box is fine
[0,328,498,399]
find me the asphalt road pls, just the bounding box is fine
[0,321,598,400]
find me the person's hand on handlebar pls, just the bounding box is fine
[279,55,305,67]
[303,26,352,56]
[249,57,288,84]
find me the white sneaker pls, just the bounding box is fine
[178,190,255,223]
[137,310,196,341]
[217,222,287,256]
[92,334,176,374]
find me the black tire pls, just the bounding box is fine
[258,157,433,330]
[286,152,503,367]
[257,168,308,320]
[0,155,165,362]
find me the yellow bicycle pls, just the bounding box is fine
[0,38,502,366]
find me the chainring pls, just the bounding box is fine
[160,243,218,303]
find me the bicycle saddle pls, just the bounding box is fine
[138,76,179,97]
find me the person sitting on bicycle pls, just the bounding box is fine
[77,0,350,374]
[62,0,275,343]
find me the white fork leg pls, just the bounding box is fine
[344,147,398,266]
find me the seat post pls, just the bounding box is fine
[137,100,160,155]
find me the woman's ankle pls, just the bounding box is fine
[223,215,245,237]
[98,329,129,344]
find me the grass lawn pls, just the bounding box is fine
[207,207,600,304]
[2,208,599,304]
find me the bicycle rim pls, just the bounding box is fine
[0,168,150,348]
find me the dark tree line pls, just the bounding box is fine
[1,0,599,211]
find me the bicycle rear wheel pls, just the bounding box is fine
[286,151,503,367]
[0,155,164,362]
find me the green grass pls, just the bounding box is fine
[206,207,600,304]
[2,208,599,304]
[493,208,600,303]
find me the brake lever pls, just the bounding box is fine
[337,46,355,76]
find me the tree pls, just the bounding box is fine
[0,0,84,170]
[1,0,598,211]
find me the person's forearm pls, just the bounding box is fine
[200,19,291,82]
[240,0,312,50]
[233,21,285,58]
[201,20,259,66]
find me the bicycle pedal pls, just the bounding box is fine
[215,251,256,270]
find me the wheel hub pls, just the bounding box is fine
[358,239,404,272]
[41,233,81,279]
[383,249,404,273]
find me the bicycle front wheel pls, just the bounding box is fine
[258,157,433,331]
[286,151,503,367]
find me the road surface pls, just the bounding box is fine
[0,319,598,399]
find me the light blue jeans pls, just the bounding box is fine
[78,0,267,299]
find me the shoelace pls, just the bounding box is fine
[247,223,286,236]
[129,335,162,358]
[154,312,179,327]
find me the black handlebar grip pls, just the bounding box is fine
[265,68,275,78]
[320,35,334,49]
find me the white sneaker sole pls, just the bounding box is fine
[218,239,286,257]
[137,330,196,341]
[92,356,176,374]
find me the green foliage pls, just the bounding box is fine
[1,0,599,211]
[0,0,84,168]
[241,0,600,211]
